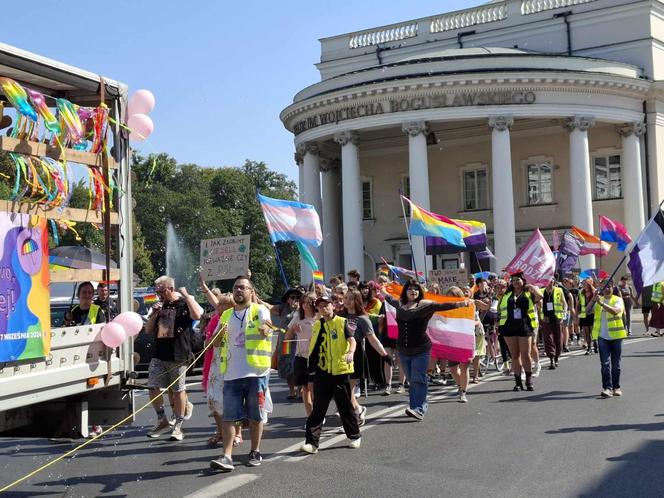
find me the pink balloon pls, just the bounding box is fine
[127,113,154,142]
[128,89,155,115]
[101,322,126,348]
[113,311,144,337]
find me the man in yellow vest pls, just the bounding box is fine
[210,276,272,472]
[590,279,626,398]
[300,295,361,454]
[540,278,568,370]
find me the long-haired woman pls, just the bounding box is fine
[578,279,597,355]
[341,289,391,425]
[285,292,318,418]
[497,273,542,391]
[383,280,471,420]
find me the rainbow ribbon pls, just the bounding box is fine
[0,77,38,121]
[27,89,61,134]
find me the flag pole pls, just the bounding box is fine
[598,214,602,272]
[399,194,418,276]
[256,189,290,289]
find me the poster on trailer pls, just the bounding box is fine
[0,213,50,362]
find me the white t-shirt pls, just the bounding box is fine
[224,304,271,381]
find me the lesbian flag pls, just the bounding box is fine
[402,196,470,248]
[599,215,632,251]
[384,283,475,362]
[570,226,610,256]
[258,193,322,247]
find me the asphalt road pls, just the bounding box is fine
[2,320,664,497]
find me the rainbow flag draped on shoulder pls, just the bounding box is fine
[402,196,469,248]
[384,283,476,363]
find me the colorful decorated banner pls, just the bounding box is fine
[504,229,556,287]
[0,213,50,362]
[385,283,475,362]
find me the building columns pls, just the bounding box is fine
[488,116,516,272]
[320,158,342,279]
[402,121,432,274]
[294,147,308,284]
[335,131,364,278]
[301,143,323,275]
[619,122,647,240]
[566,116,596,269]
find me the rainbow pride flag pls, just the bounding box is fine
[312,270,324,286]
[599,215,632,251]
[402,196,470,248]
[570,226,611,256]
[385,283,476,363]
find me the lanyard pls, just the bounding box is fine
[233,308,248,328]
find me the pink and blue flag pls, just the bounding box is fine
[599,215,632,251]
[258,193,322,247]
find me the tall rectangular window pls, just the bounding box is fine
[594,155,622,199]
[527,162,553,205]
[402,175,411,215]
[463,168,488,210]
[361,177,373,219]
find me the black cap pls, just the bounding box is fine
[314,295,333,308]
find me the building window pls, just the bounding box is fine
[463,168,488,210]
[593,154,622,199]
[527,161,553,205]
[401,175,411,215]
[361,177,373,219]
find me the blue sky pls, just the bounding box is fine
[2,0,480,182]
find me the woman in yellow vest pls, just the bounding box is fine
[590,279,626,398]
[301,295,361,454]
[65,281,106,326]
[577,279,597,355]
[498,272,543,392]
[648,281,664,336]
[540,278,567,370]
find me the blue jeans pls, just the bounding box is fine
[398,350,431,414]
[222,376,268,422]
[598,337,622,390]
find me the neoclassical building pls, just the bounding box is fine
[281,0,664,281]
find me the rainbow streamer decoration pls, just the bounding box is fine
[402,196,470,247]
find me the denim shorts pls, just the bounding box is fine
[222,376,268,422]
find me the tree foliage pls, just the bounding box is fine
[131,153,300,299]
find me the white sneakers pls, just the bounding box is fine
[348,437,362,449]
[300,443,319,454]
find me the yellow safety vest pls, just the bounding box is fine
[652,282,664,304]
[592,295,626,340]
[541,287,565,321]
[308,315,354,376]
[72,303,100,325]
[578,293,591,319]
[499,291,538,330]
[219,303,272,375]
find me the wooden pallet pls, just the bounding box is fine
[0,136,118,168]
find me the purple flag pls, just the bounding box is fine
[426,233,487,255]
[557,231,583,274]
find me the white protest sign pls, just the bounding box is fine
[428,269,468,288]
[200,235,250,280]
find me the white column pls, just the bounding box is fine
[321,158,341,279]
[488,116,516,272]
[334,131,364,278]
[302,142,323,277]
[566,116,596,269]
[619,122,647,239]
[402,121,433,275]
[295,147,308,285]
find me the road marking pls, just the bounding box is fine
[133,381,201,396]
[184,474,259,498]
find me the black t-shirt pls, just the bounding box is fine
[70,305,106,325]
[154,297,195,362]
[543,289,558,320]
[94,297,118,320]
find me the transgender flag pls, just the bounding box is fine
[385,283,476,363]
[258,193,322,247]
